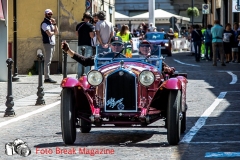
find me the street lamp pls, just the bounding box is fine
[12,0,19,81]
[191,0,194,26]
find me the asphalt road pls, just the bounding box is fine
[0,52,240,160]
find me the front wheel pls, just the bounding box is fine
[167,90,182,145]
[80,115,91,133]
[61,88,76,145]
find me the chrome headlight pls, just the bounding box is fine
[87,70,103,86]
[139,70,155,86]
[164,43,169,47]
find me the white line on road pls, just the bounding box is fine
[205,152,240,158]
[227,71,238,84]
[204,124,240,126]
[190,141,240,144]
[180,92,227,143]
[173,59,200,67]
[0,101,60,128]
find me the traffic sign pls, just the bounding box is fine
[86,0,91,10]
[202,4,209,14]
[233,0,240,12]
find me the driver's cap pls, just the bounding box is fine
[139,40,151,47]
[111,36,123,44]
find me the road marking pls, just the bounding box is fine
[205,152,240,158]
[173,59,200,67]
[227,71,237,84]
[190,141,240,144]
[0,101,60,128]
[180,92,227,143]
[204,124,240,126]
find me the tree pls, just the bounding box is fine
[186,7,199,17]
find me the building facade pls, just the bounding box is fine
[7,0,115,74]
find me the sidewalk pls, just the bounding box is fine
[0,74,76,121]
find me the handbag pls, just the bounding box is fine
[91,38,96,56]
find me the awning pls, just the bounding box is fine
[0,0,5,20]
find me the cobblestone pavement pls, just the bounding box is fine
[0,53,240,159]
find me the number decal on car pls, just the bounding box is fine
[106,98,124,110]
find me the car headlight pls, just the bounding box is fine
[139,70,155,86]
[165,43,169,47]
[87,70,103,86]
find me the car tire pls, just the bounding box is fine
[167,90,182,145]
[61,88,76,145]
[80,116,91,133]
[181,111,186,133]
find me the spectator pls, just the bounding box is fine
[96,11,114,53]
[167,28,174,40]
[211,20,225,66]
[232,22,239,62]
[223,23,234,63]
[133,29,140,37]
[40,9,58,83]
[203,24,213,61]
[114,27,119,36]
[75,12,95,78]
[174,30,179,38]
[160,28,165,33]
[92,12,99,50]
[149,23,155,32]
[191,24,203,62]
[116,24,132,43]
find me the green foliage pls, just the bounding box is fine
[186,7,199,17]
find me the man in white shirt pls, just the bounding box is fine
[95,11,114,53]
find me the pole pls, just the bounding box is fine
[63,51,67,78]
[192,0,194,26]
[5,58,15,117]
[12,0,19,81]
[148,0,155,26]
[36,53,45,105]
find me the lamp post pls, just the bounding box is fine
[12,0,19,81]
[192,0,194,26]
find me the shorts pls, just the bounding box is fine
[223,42,232,54]
[232,48,238,52]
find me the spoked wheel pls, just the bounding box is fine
[80,115,91,133]
[61,88,76,145]
[167,90,182,145]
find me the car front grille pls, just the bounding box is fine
[105,70,137,112]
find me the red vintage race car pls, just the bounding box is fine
[60,48,188,145]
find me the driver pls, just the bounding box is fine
[139,41,151,57]
[62,40,173,73]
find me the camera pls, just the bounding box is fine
[5,139,31,157]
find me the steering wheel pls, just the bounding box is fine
[112,48,125,60]
[100,52,126,58]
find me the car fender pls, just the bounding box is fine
[161,78,182,90]
[79,76,91,90]
[61,77,81,88]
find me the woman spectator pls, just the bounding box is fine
[223,23,234,63]
[167,28,174,40]
[116,24,132,43]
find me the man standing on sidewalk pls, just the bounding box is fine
[41,9,58,83]
[211,20,226,66]
[95,11,114,53]
[75,12,95,78]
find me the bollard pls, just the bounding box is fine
[80,47,86,76]
[35,53,45,105]
[63,50,67,79]
[4,58,15,117]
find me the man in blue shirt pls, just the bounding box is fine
[211,20,226,66]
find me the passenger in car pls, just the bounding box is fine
[61,40,174,73]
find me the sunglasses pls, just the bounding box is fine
[47,13,53,15]
[112,43,122,46]
[139,44,150,47]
